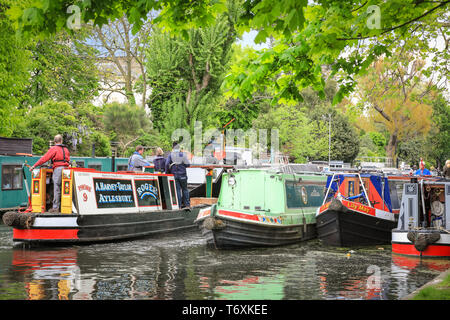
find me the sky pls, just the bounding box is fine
[236,30,269,50]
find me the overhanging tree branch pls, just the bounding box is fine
[337,1,450,41]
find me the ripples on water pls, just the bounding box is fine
[0,223,447,300]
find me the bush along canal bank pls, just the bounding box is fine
[402,269,450,300]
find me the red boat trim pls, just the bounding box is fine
[341,200,376,216]
[392,243,450,257]
[217,210,259,222]
[318,202,330,214]
[13,228,79,240]
[318,200,376,216]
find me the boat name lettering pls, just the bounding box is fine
[95,181,132,192]
[93,178,135,208]
[136,183,158,198]
[98,194,133,204]
[346,201,370,213]
[78,184,92,192]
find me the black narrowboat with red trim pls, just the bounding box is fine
[2,167,210,244]
[315,173,413,247]
[392,180,450,258]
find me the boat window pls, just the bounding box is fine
[2,165,23,190]
[285,181,305,208]
[388,181,403,210]
[348,181,355,197]
[117,164,128,171]
[87,164,102,171]
[75,161,85,168]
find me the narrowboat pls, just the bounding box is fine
[195,168,327,249]
[391,179,450,258]
[0,154,130,215]
[315,173,413,247]
[2,166,209,244]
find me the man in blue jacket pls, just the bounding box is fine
[165,142,191,208]
[128,145,151,172]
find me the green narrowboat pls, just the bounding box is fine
[195,168,327,249]
[0,155,129,214]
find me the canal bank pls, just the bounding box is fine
[402,268,450,300]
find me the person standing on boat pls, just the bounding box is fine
[443,160,450,179]
[128,145,151,172]
[165,142,191,209]
[153,147,166,173]
[29,134,70,213]
[415,160,431,176]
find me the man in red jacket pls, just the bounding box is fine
[30,134,71,213]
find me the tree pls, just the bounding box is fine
[355,52,437,161]
[425,96,450,169]
[13,100,112,156]
[88,15,154,107]
[14,100,78,154]
[8,1,449,105]
[146,3,238,137]
[252,102,359,163]
[0,0,31,136]
[102,102,152,156]
[223,0,449,105]
[23,30,99,107]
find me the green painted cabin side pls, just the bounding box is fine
[217,169,327,226]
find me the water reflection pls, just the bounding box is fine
[0,225,446,300]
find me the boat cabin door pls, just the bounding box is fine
[30,168,73,214]
[342,177,360,199]
[30,168,51,213]
[157,175,179,210]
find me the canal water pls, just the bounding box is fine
[0,222,448,300]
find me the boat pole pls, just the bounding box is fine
[420,179,427,227]
[358,174,372,207]
[20,162,32,212]
[322,172,336,205]
[206,167,213,198]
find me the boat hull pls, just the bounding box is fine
[316,199,397,247]
[8,205,207,244]
[392,229,450,258]
[197,209,316,249]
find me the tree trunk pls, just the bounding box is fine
[386,131,398,165]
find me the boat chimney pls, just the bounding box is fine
[397,182,419,230]
[110,141,119,172]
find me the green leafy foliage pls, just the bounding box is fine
[14,100,78,154]
[0,1,31,136]
[146,7,237,143]
[23,31,99,106]
[102,102,153,156]
[6,0,449,106]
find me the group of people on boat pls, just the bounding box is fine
[126,142,191,209]
[29,135,193,212]
[126,141,191,209]
[409,158,450,178]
